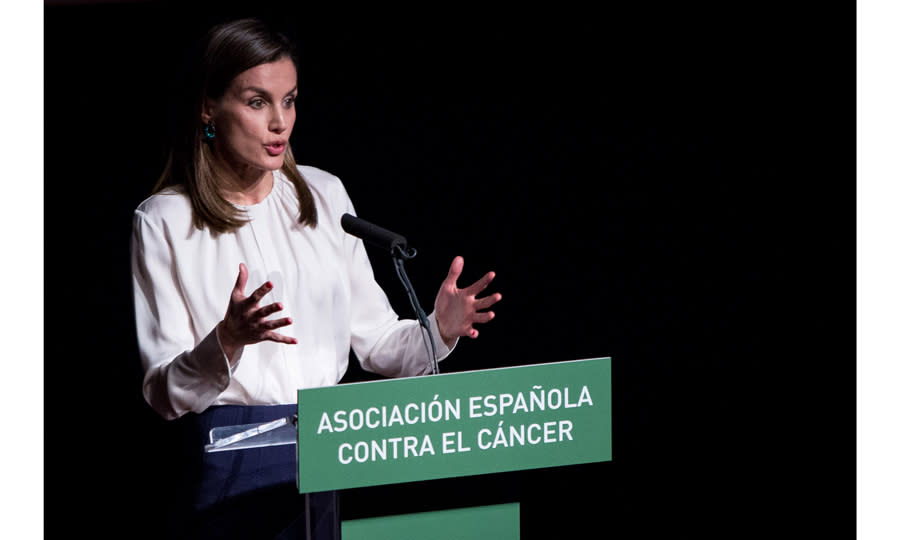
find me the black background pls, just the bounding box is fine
[44,1,854,538]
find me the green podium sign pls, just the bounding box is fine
[296,357,611,493]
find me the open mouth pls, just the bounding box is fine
[265,143,286,156]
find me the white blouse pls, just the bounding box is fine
[131,165,454,420]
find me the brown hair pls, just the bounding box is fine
[153,18,317,233]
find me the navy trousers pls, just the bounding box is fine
[167,404,339,540]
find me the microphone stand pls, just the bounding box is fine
[391,244,440,375]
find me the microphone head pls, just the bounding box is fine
[341,213,408,254]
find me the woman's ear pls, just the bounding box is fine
[200,97,215,124]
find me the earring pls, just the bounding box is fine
[203,121,216,141]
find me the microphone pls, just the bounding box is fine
[341,213,408,255]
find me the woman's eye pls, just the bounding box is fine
[284,96,296,108]
[249,98,265,109]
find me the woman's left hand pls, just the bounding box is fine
[434,256,502,346]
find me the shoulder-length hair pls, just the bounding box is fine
[153,18,317,233]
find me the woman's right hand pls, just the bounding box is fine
[217,263,296,362]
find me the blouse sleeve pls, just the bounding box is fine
[338,197,459,377]
[131,209,235,420]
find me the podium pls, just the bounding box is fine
[206,357,612,539]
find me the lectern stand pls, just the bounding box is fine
[204,357,612,539]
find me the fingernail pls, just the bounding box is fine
[265,281,273,289]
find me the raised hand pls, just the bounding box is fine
[217,263,296,361]
[434,256,502,345]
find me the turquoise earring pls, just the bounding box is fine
[203,121,216,141]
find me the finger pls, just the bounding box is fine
[249,280,274,304]
[253,302,284,320]
[472,311,496,324]
[260,316,292,330]
[232,263,249,297]
[264,331,298,345]
[443,256,464,286]
[466,271,496,295]
[468,328,479,339]
[474,292,502,311]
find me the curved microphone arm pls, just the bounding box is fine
[392,246,440,375]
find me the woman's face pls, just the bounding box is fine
[204,57,298,178]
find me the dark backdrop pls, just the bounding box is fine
[44,2,854,538]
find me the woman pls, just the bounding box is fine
[130,17,501,539]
